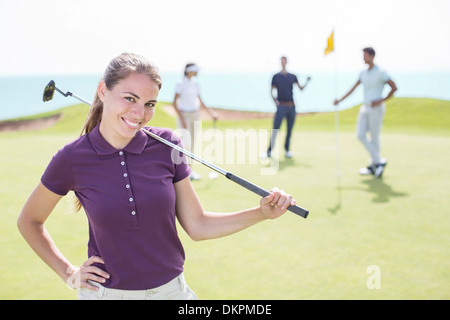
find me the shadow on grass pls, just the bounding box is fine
[327,176,409,215]
[275,157,312,171]
[360,178,409,203]
[328,176,342,215]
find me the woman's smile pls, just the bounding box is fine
[122,117,141,129]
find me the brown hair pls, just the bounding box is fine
[81,52,162,135]
[363,47,376,57]
[74,53,162,212]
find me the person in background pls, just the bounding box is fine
[334,47,397,178]
[17,53,296,300]
[263,56,310,159]
[172,63,218,180]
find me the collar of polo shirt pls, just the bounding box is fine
[88,123,147,155]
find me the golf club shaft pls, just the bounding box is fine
[141,128,309,219]
[141,128,227,176]
[46,83,309,219]
[55,87,92,106]
[70,92,92,106]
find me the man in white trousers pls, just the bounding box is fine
[334,47,397,178]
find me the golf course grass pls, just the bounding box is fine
[1,97,449,299]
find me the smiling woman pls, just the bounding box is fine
[97,73,160,149]
[82,53,162,138]
[17,52,296,300]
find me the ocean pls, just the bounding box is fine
[0,71,449,121]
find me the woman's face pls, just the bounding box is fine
[98,72,160,149]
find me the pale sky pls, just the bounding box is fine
[1,0,449,75]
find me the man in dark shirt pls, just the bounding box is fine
[264,56,310,158]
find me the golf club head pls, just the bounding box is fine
[43,80,56,102]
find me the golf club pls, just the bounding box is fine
[43,80,92,106]
[42,80,309,218]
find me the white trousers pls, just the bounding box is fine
[356,104,386,165]
[177,110,200,154]
[78,272,198,300]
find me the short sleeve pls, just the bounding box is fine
[41,146,75,196]
[271,74,278,86]
[169,131,192,183]
[380,70,391,83]
[175,82,182,94]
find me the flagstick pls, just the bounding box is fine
[333,30,341,178]
[332,29,342,215]
[334,72,341,178]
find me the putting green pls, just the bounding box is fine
[1,98,449,299]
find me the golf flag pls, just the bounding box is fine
[324,31,334,56]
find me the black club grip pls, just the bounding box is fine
[225,172,309,219]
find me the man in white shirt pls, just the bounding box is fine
[173,63,217,180]
[334,47,397,178]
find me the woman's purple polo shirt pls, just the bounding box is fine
[41,124,191,290]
